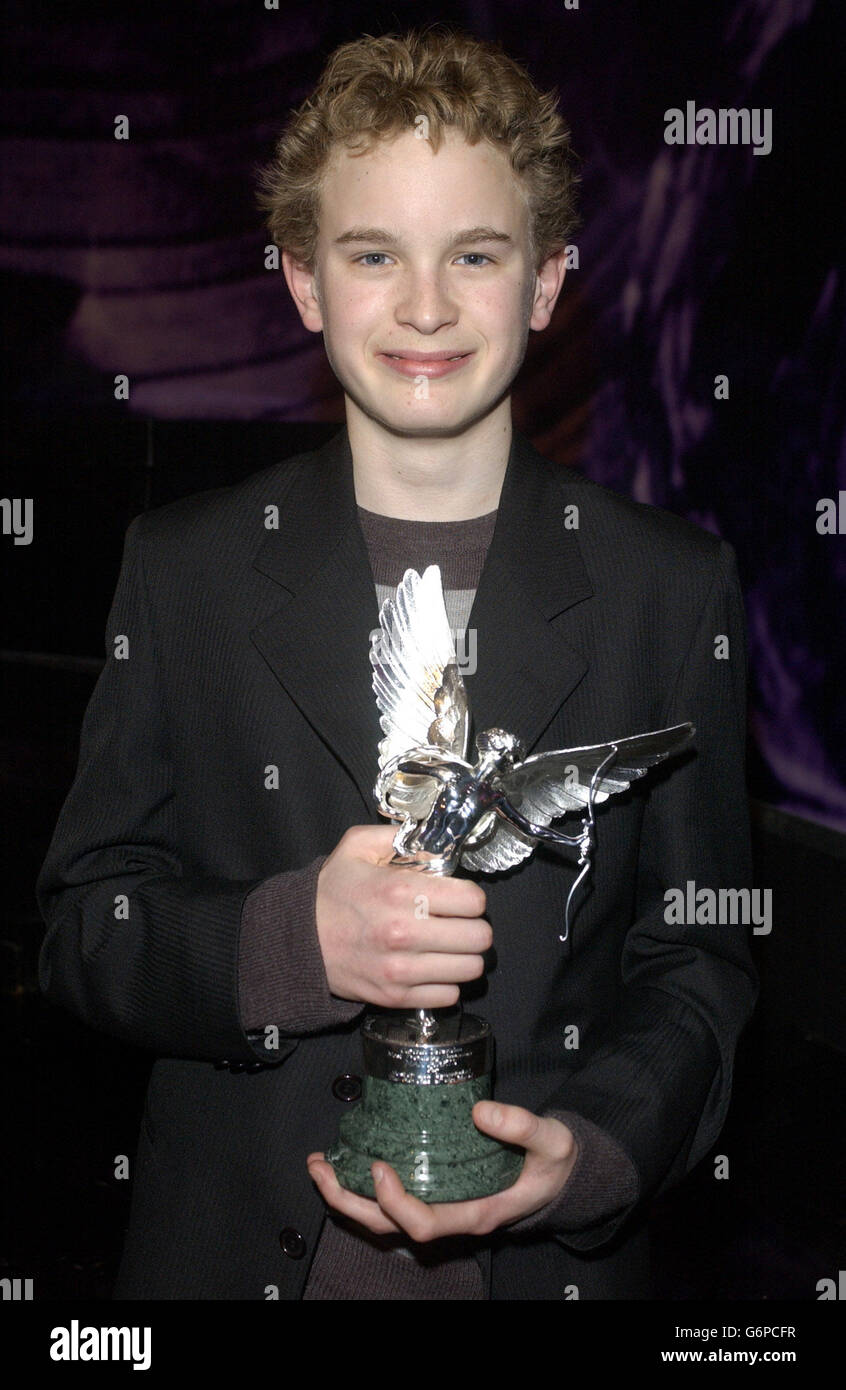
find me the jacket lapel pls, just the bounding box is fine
[464,430,593,752]
[250,427,593,815]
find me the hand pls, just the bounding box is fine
[314,824,492,1009]
[307,1102,578,1242]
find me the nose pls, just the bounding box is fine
[394,267,458,335]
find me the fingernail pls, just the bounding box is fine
[372,1164,384,1184]
[490,1105,503,1125]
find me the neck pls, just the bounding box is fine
[347,401,511,520]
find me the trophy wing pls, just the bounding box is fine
[459,816,540,873]
[370,565,470,773]
[504,723,695,819]
[459,722,695,873]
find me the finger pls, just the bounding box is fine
[306,1155,403,1236]
[370,1161,499,1241]
[412,921,493,954]
[419,892,489,921]
[312,1153,546,1243]
[375,1150,570,1240]
[389,951,487,986]
[392,984,461,1009]
[371,830,408,865]
[371,1160,550,1239]
[383,875,488,923]
[380,918,492,956]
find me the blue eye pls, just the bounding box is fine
[354,252,492,267]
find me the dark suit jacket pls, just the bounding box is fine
[36,427,757,1299]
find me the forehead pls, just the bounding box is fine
[317,128,530,244]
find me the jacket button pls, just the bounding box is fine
[331,1073,362,1102]
[229,1061,247,1074]
[279,1228,306,1259]
[246,1061,264,1073]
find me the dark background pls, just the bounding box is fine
[2,0,844,1300]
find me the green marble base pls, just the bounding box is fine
[326,1073,524,1203]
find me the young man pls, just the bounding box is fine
[37,29,757,1299]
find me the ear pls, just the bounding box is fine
[281,250,324,333]
[528,248,569,332]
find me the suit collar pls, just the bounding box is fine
[250,426,593,814]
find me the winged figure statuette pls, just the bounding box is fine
[371,565,694,946]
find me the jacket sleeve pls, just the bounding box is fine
[35,513,331,1066]
[239,862,363,1033]
[536,538,759,1249]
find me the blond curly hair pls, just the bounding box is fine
[255,26,581,271]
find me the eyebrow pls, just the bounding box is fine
[333,225,515,250]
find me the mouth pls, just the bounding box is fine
[377,350,474,378]
[381,350,471,361]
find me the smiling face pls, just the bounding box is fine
[283,128,565,442]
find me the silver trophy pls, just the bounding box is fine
[326,566,694,1202]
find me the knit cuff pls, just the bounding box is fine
[238,856,364,1034]
[507,1109,639,1240]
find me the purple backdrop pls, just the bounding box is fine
[2,0,844,830]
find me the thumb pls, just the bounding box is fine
[350,821,400,864]
[472,1101,540,1150]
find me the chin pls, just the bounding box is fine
[362,406,491,440]
[352,385,509,439]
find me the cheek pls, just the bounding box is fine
[473,285,530,345]
[325,290,390,350]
